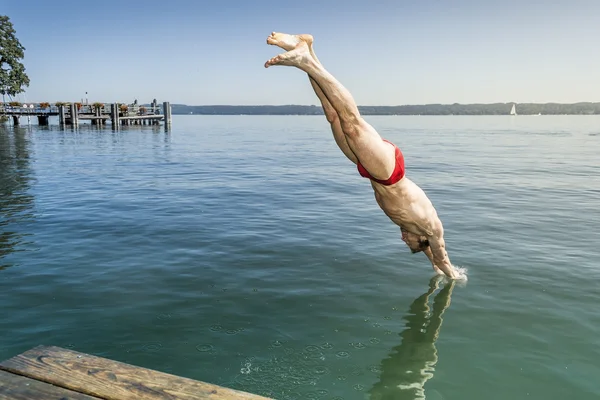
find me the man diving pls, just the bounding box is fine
[265,32,458,279]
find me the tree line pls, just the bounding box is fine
[171,102,600,116]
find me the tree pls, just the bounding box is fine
[0,15,29,97]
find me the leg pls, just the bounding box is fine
[265,39,396,181]
[266,33,357,164]
[309,78,358,164]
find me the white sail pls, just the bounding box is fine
[510,104,517,115]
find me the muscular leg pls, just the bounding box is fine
[265,38,396,181]
[267,33,357,164]
[309,78,359,164]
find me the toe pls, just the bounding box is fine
[264,56,277,67]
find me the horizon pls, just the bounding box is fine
[4,0,600,106]
[169,101,597,107]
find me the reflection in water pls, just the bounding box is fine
[0,126,35,270]
[370,276,456,400]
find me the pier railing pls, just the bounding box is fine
[0,104,61,114]
[0,101,172,127]
[0,103,165,116]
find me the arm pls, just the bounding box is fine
[427,229,456,279]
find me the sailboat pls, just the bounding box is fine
[510,103,517,115]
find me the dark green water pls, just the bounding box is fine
[1,115,599,399]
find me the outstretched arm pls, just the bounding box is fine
[423,246,445,275]
[427,231,456,279]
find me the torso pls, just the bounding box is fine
[370,176,441,237]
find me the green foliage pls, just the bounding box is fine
[0,15,29,96]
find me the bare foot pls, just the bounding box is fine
[266,32,313,52]
[264,41,311,68]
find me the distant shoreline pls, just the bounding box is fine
[171,103,600,116]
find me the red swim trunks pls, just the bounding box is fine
[357,139,405,185]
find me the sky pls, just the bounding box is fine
[2,0,600,106]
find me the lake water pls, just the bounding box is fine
[1,115,599,400]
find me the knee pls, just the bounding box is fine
[324,109,338,125]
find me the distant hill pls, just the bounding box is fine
[171,103,600,116]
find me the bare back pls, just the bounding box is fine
[371,176,442,237]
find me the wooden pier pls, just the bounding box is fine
[0,346,271,400]
[0,100,172,128]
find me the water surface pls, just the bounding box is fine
[1,115,599,399]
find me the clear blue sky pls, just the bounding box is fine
[3,0,600,105]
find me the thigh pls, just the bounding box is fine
[344,119,397,181]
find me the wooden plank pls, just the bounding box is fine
[0,346,272,400]
[0,370,101,400]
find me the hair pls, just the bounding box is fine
[411,238,430,254]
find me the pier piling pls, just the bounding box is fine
[58,106,66,125]
[69,103,78,126]
[163,101,171,125]
[110,103,119,127]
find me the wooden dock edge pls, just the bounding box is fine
[0,346,273,400]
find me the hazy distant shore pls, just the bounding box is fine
[171,103,600,116]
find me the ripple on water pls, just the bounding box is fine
[304,389,329,399]
[369,364,383,374]
[195,344,213,352]
[304,345,321,352]
[313,365,330,375]
[142,342,163,352]
[232,342,344,398]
